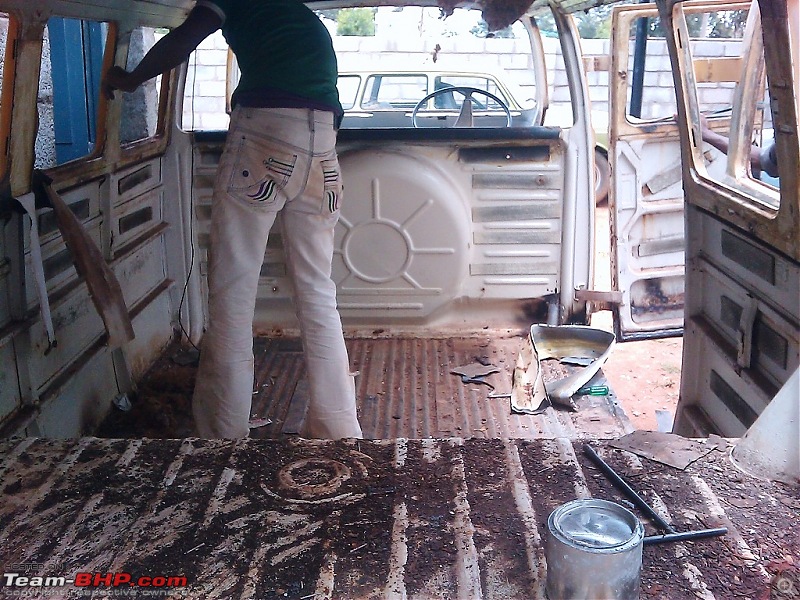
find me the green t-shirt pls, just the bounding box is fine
[197,0,342,114]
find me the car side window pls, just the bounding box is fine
[337,74,361,110]
[362,74,427,109]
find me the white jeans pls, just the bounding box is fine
[192,107,362,440]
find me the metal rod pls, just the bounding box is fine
[630,5,650,118]
[582,444,676,534]
[643,528,728,546]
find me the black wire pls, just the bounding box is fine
[177,53,200,355]
[176,201,199,354]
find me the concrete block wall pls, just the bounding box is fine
[176,31,742,132]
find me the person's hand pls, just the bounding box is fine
[103,66,138,100]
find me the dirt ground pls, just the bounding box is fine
[597,332,682,431]
[591,205,683,432]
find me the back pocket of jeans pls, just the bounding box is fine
[321,158,343,213]
[227,136,297,206]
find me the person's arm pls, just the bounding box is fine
[699,115,764,174]
[103,6,222,97]
[699,114,732,155]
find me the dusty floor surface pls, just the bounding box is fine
[97,333,635,441]
[2,436,797,599]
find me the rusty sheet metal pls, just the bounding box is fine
[610,430,715,470]
[0,437,797,599]
[247,334,632,441]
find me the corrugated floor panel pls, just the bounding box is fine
[0,437,796,599]
[247,333,632,441]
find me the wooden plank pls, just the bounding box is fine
[693,57,744,83]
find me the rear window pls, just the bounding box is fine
[185,7,537,131]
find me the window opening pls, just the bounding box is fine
[35,17,107,168]
[337,74,361,110]
[120,27,163,145]
[196,7,537,132]
[684,8,780,208]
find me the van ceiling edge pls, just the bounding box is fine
[308,0,622,31]
[525,0,622,16]
[2,0,192,25]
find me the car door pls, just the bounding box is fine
[659,0,799,436]
[608,0,755,341]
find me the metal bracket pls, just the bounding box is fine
[575,288,624,312]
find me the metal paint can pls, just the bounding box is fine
[546,499,644,600]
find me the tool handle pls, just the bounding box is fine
[643,527,728,545]
[576,385,609,396]
[583,444,676,534]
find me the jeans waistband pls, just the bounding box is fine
[235,106,335,126]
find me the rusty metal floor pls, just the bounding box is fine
[97,332,632,441]
[250,332,631,440]
[1,437,797,599]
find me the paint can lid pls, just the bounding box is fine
[548,499,643,551]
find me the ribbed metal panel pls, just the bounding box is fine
[247,334,632,441]
[0,437,793,599]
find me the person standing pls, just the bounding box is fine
[104,0,363,439]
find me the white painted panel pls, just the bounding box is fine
[27,286,106,392]
[114,234,168,310]
[24,218,103,309]
[113,157,163,207]
[334,150,470,318]
[125,289,174,380]
[465,159,563,299]
[611,137,685,339]
[111,188,164,253]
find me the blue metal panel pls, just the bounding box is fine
[48,18,105,164]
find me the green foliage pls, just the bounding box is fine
[643,9,749,38]
[336,8,376,36]
[576,6,613,39]
[533,12,557,38]
[470,20,516,38]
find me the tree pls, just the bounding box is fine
[470,20,515,38]
[336,8,376,36]
[575,6,613,39]
[643,8,749,38]
[533,6,612,40]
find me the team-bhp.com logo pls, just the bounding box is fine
[3,568,187,596]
